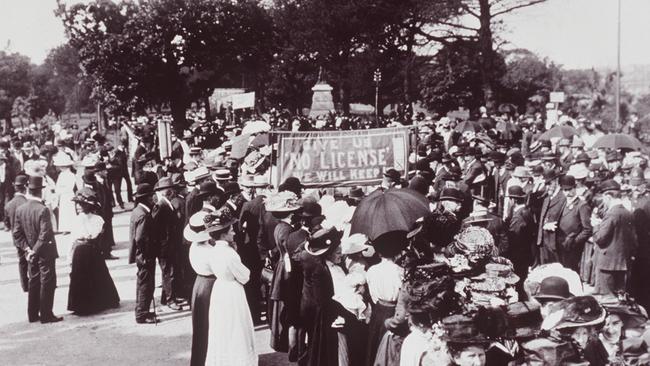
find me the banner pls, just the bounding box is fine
[232,92,255,110]
[277,127,410,187]
[157,119,173,160]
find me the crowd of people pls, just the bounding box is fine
[5,108,650,366]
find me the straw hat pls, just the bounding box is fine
[265,191,301,212]
[183,210,213,242]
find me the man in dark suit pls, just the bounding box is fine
[504,185,535,295]
[106,146,125,209]
[462,147,486,197]
[152,177,183,310]
[5,175,28,292]
[556,175,592,272]
[132,136,152,184]
[116,144,133,202]
[537,171,566,265]
[592,180,637,295]
[129,183,158,324]
[12,176,62,323]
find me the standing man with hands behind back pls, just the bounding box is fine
[12,176,62,323]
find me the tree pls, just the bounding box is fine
[11,95,35,129]
[499,48,561,113]
[0,51,32,128]
[57,0,274,133]
[422,0,548,111]
[420,39,505,114]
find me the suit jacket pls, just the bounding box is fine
[557,197,592,253]
[129,204,155,264]
[132,144,148,182]
[152,200,181,259]
[463,159,485,186]
[184,187,202,225]
[593,204,637,271]
[12,198,58,260]
[4,193,26,233]
[506,206,536,259]
[537,189,567,251]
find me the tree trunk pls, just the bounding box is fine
[203,96,212,122]
[403,27,416,104]
[169,97,188,137]
[478,0,496,113]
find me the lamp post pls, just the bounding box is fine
[373,68,382,126]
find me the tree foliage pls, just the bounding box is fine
[0,51,32,126]
[57,0,274,132]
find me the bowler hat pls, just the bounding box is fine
[534,276,572,302]
[408,176,429,196]
[559,175,576,190]
[279,177,304,196]
[298,201,323,218]
[383,168,401,182]
[222,182,241,196]
[599,179,621,193]
[440,188,464,203]
[348,187,365,201]
[573,152,590,165]
[488,151,507,164]
[197,181,221,199]
[135,183,154,199]
[28,176,45,190]
[14,175,28,187]
[154,177,177,191]
[507,185,527,199]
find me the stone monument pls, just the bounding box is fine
[308,68,335,118]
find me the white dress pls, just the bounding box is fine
[56,169,77,233]
[204,241,257,366]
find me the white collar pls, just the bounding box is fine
[138,203,151,213]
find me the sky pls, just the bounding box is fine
[1,0,649,69]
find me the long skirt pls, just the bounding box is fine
[204,279,257,366]
[67,242,120,315]
[373,331,404,366]
[366,302,396,366]
[190,274,216,366]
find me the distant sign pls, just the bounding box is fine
[232,92,256,110]
[550,92,565,103]
[157,119,172,160]
[447,108,470,121]
[277,127,410,187]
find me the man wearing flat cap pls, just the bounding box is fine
[592,179,637,295]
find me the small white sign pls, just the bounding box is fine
[550,92,565,103]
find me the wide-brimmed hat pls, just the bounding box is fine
[53,153,74,167]
[154,177,177,191]
[305,227,343,256]
[341,234,373,256]
[183,210,213,242]
[135,183,154,199]
[204,207,237,233]
[452,226,496,263]
[599,179,621,193]
[599,293,649,329]
[72,187,101,208]
[472,262,520,285]
[265,191,301,212]
[541,295,606,330]
[240,174,269,188]
[442,314,490,345]
[512,166,531,179]
[534,276,572,302]
[567,164,589,180]
[505,301,543,340]
[383,168,401,182]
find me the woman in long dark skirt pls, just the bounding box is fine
[67,188,120,315]
[185,207,218,366]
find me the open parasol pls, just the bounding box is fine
[592,133,644,150]
[241,120,271,135]
[350,188,431,241]
[537,125,578,141]
[454,120,484,133]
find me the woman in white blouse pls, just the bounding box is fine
[365,231,406,366]
[202,207,257,366]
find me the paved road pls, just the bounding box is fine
[0,203,290,366]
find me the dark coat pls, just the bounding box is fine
[132,144,148,182]
[298,251,334,335]
[557,197,592,270]
[593,204,637,271]
[4,193,26,233]
[184,187,202,225]
[506,206,536,278]
[12,198,58,260]
[537,189,567,263]
[128,204,156,264]
[151,200,181,259]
